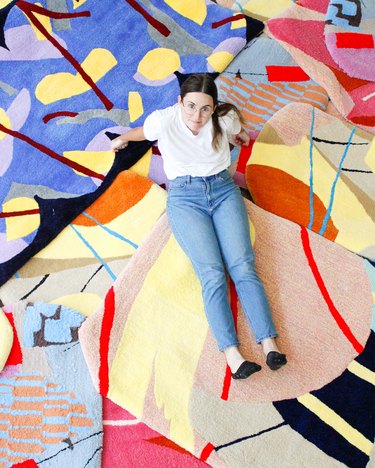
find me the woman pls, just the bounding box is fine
[112,74,287,380]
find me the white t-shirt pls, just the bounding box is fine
[143,104,241,180]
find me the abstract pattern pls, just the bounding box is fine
[0,303,102,468]
[79,200,374,466]
[266,1,375,133]
[0,0,260,286]
[215,32,329,186]
[246,102,375,260]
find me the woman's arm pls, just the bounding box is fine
[111,126,146,152]
[230,128,250,147]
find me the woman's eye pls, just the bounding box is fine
[188,103,195,109]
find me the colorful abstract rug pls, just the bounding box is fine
[215,32,329,186]
[246,102,375,260]
[0,302,103,467]
[266,0,375,135]
[0,0,263,287]
[79,199,375,467]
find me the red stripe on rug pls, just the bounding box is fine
[266,65,310,82]
[220,280,239,399]
[300,227,364,353]
[5,312,23,365]
[125,0,170,37]
[200,281,239,461]
[0,209,40,219]
[212,14,246,29]
[98,286,116,396]
[43,111,78,124]
[199,442,215,462]
[335,32,374,49]
[237,140,254,174]
[0,123,105,180]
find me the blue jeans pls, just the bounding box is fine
[166,169,277,351]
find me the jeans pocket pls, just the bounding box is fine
[169,179,187,189]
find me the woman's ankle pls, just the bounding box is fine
[224,345,245,373]
[261,338,280,356]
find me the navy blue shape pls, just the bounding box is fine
[245,16,264,43]
[174,71,220,88]
[0,1,17,49]
[274,332,375,467]
[0,139,152,286]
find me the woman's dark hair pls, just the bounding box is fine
[180,73,244,151]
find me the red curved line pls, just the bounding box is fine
[17,1,114,111]
[212,14,246,29]
[43,111,78,124]
[200,280,238,461]
[300,226,364,353]
[0,123,105,180]
[125,0,170,37]
[0,209,40,219]
[98,286,116,396]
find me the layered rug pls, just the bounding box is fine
[0,302,103,467]
[79,199,375,467]
[245,102,375,261]
[266,0,375,135]
[215,31,329,187]
[0,0,263,286]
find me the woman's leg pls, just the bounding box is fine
[210,174,286,368]
[167,179,239,353]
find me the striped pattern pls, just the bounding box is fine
[217,75,329,133]
[0,373,93,466]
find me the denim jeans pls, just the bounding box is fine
[166,169,277,351]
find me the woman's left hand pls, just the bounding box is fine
[232,130,250,147]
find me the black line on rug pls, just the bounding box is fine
[38,430,103,464]
[81,265,104,292]
[20,274,50,300]
[312,136,368,145]
[215,421,288,452]
[84,446,103,467]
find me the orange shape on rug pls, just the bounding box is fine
[73,171,153,226]
[246,165,339,241]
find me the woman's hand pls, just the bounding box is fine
[232,129,250,147]
[111,137,128,152]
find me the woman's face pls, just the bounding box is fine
[178,92,214,134]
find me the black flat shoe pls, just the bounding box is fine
[231,361,262,380]
[266,351,287,370]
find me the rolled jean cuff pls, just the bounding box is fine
[219,341,240,352]
[256,333,278,344]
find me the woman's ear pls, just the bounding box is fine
[178,95,182,105]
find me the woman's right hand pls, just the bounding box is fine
[111,138,128,152]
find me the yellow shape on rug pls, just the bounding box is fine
[0,108,11,141]
[35,48,117,104]
[26,2,52,40]
[163,0,206,25]
[231,13,246,29]
[108,235,208,451]
[4,197,40,241]
[34,184,166,260]
[242,0,293,19]
[137,48,180,81]
[128,91,144,123]
[207,51,234,73]
[0,311,13,372]
[63,150,115,177]
[50,293,101,317]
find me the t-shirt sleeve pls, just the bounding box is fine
[143,109,163,141]
[220,110,242,136]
